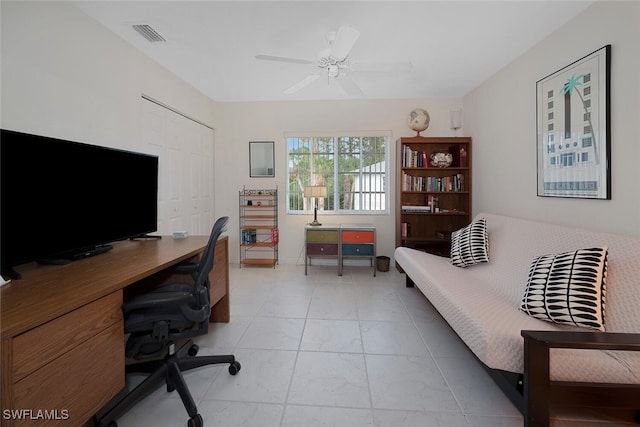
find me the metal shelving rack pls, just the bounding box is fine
[239,186,278,268]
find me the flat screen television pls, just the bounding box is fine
[1,129,159,279]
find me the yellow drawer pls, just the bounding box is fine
[306,230,339,243]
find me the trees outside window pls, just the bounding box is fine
[287,134,389,215]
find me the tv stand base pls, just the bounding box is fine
[38,244,114,266]
[1,266,22,280]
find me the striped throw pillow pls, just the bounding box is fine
[450,218,489,267]
[520,247,608,331]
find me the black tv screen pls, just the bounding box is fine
[1,129,158,277]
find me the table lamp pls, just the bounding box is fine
[304,185,327,226]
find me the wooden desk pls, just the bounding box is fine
[1,235,229,426]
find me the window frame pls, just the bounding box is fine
[285,131,391,215]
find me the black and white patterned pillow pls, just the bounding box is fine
[520,247,608,331]
[450,218,489,267]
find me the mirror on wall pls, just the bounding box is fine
[249,141,275,177]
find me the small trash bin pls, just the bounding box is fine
[376,256,390,272]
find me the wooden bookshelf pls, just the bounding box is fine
[396,136,472,257]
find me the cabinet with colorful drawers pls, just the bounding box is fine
[304,224,376,276]
[340,225,376,276]
[304,225,339,275]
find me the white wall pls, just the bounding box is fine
[1,1,223,236]
[11,1,631,269]
[1,1,464,266]
[216,99,463,265]
[464,0,640,236]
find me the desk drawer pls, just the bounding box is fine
[307,243,338,256]
[13,322,124,426]
[12,291,123,382]
[342,244,374,256]
[306,230,339,243]
[341,230,374,243]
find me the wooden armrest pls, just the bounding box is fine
[521,330,640,351]
[521,329,640,427]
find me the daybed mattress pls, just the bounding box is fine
[394,213,640,384]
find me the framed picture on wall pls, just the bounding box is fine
[249,141,275,177]
[536,45,611,199]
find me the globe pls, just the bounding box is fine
[407,108,430,135]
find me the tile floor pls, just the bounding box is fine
[114,263,632,427]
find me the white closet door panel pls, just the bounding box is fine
[142,98,214,236]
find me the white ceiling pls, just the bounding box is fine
[72,1,593,102]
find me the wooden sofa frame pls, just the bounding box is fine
[521,330,640,427]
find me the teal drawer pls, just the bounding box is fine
[342,244,374,256]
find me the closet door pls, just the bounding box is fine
[141,98,214,235]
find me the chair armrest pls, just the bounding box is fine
[521,330,640,351]
[123,291,192,313]
[171,262,198,274]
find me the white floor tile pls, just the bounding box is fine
[112,263,631,426]
[288,351,371,408]
[366,354,460,412]
[257,294,311,318]
[300,319,363,353]
[281,405,374,427]
[205,348,297,403]
[360,320,429,356]
[307,296,359,320]
[374,409,471,427]
[357,297,411,322]
[197,401,284,427]
[237,317,305,350]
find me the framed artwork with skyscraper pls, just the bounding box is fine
[536,45,610,199]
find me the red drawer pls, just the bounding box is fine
[307,243,338,256]
[341,230,374,243]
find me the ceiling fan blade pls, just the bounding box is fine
[350,61,413,73]
[330,26,360,60]
[337,75,364,97]
[284,74,320,94]
[255,54,314,65]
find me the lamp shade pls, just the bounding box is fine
[304,185,327,198]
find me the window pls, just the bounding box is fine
[287,133,389,214]
[561,153,574,167]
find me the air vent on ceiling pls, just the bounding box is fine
[132,24,166,43]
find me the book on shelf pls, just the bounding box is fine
[403,146,429,168]
[402,172,465,192]
[402,205,431,213]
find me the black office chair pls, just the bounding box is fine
[95,216,240,427]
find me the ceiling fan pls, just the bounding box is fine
[255,26,412,97]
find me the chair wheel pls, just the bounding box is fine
[228,361,241,375]
[188,344,199,357]
[187,414,203,427]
